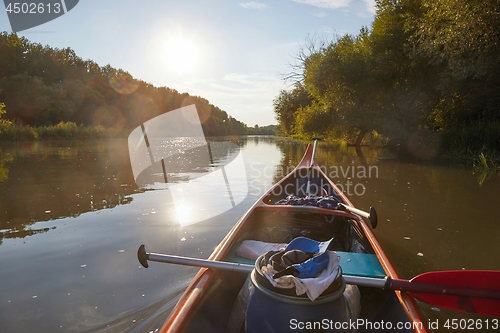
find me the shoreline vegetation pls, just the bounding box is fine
[273,0,500,168]
[1,117,498,187]
[0,115,497,170]
[0,120,278,141]
[0,120,116,141]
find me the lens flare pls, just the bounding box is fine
[109,76,140,95]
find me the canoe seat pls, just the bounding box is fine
[225,243,386,279]
[335,251,386,278]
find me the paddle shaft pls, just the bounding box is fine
[339,203,378,229]
[138,246,500,301]
[310,138,319,167]
[141,246,378,286]
[306,139,320,195]
[148,252,253,273]
[340,204,369,219]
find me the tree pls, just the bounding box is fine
[0,102,6,119]
[0,73,51,125]
[0,32,247,136]
[409,0,500,127]
[0,33,28,79]
[302,31,384,144]
[273,83,311,134]
[275,0,499,153]
[410,0,500,81]
[365,0,437,144]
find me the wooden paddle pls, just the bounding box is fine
[138,245,500,317]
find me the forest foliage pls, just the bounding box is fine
[274,0,500,158]
[0,32,248,139]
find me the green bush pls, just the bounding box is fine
[0,121,38,140]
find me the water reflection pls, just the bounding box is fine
[0,147,13,182]
[134,139,245,187]
[0,137,255,333]
[0,137,250,242]
[0,140,140,244]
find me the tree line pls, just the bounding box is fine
[0,32,248,138]
[246,124,278,135]
[274,0,500,158]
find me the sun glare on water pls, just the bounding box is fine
[163,37,198,72]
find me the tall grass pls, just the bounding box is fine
[0,121,117,141]
[36,122,113,140]
[439,122,500,163]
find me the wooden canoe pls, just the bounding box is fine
[158,143,428,333]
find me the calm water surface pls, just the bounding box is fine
[0,137,499,332]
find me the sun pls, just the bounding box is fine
[163,37,198,72]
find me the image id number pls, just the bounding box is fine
[5,2,61,14]
[444,318,499,330]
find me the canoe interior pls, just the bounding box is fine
[181,208,414,333]
[261,167,346,203]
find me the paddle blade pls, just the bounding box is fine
[410,270,500,317]
[138,245,149,268]
[369,206,378,229]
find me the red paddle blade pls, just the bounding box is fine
[410,270,500,317]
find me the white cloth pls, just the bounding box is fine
[261,251,341,301]
[236,240,287,260]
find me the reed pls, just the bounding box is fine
[473,152,500,185]
[0,121,117,141]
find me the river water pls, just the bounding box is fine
[0,136,499,332]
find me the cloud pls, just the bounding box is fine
[320,26,336,34]
[239,2,269,9]
[312,11,328,18]
[291,0,351,9]
[176,73,285,125]
[362,0,376,14]
[209,73,283,102]
[222,72,279,86]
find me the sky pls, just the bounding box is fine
[0,0,376,126]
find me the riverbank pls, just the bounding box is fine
[2,120,499,172]
[0,121,118,141]
[288,121,500,167]
[0,121,278,141]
